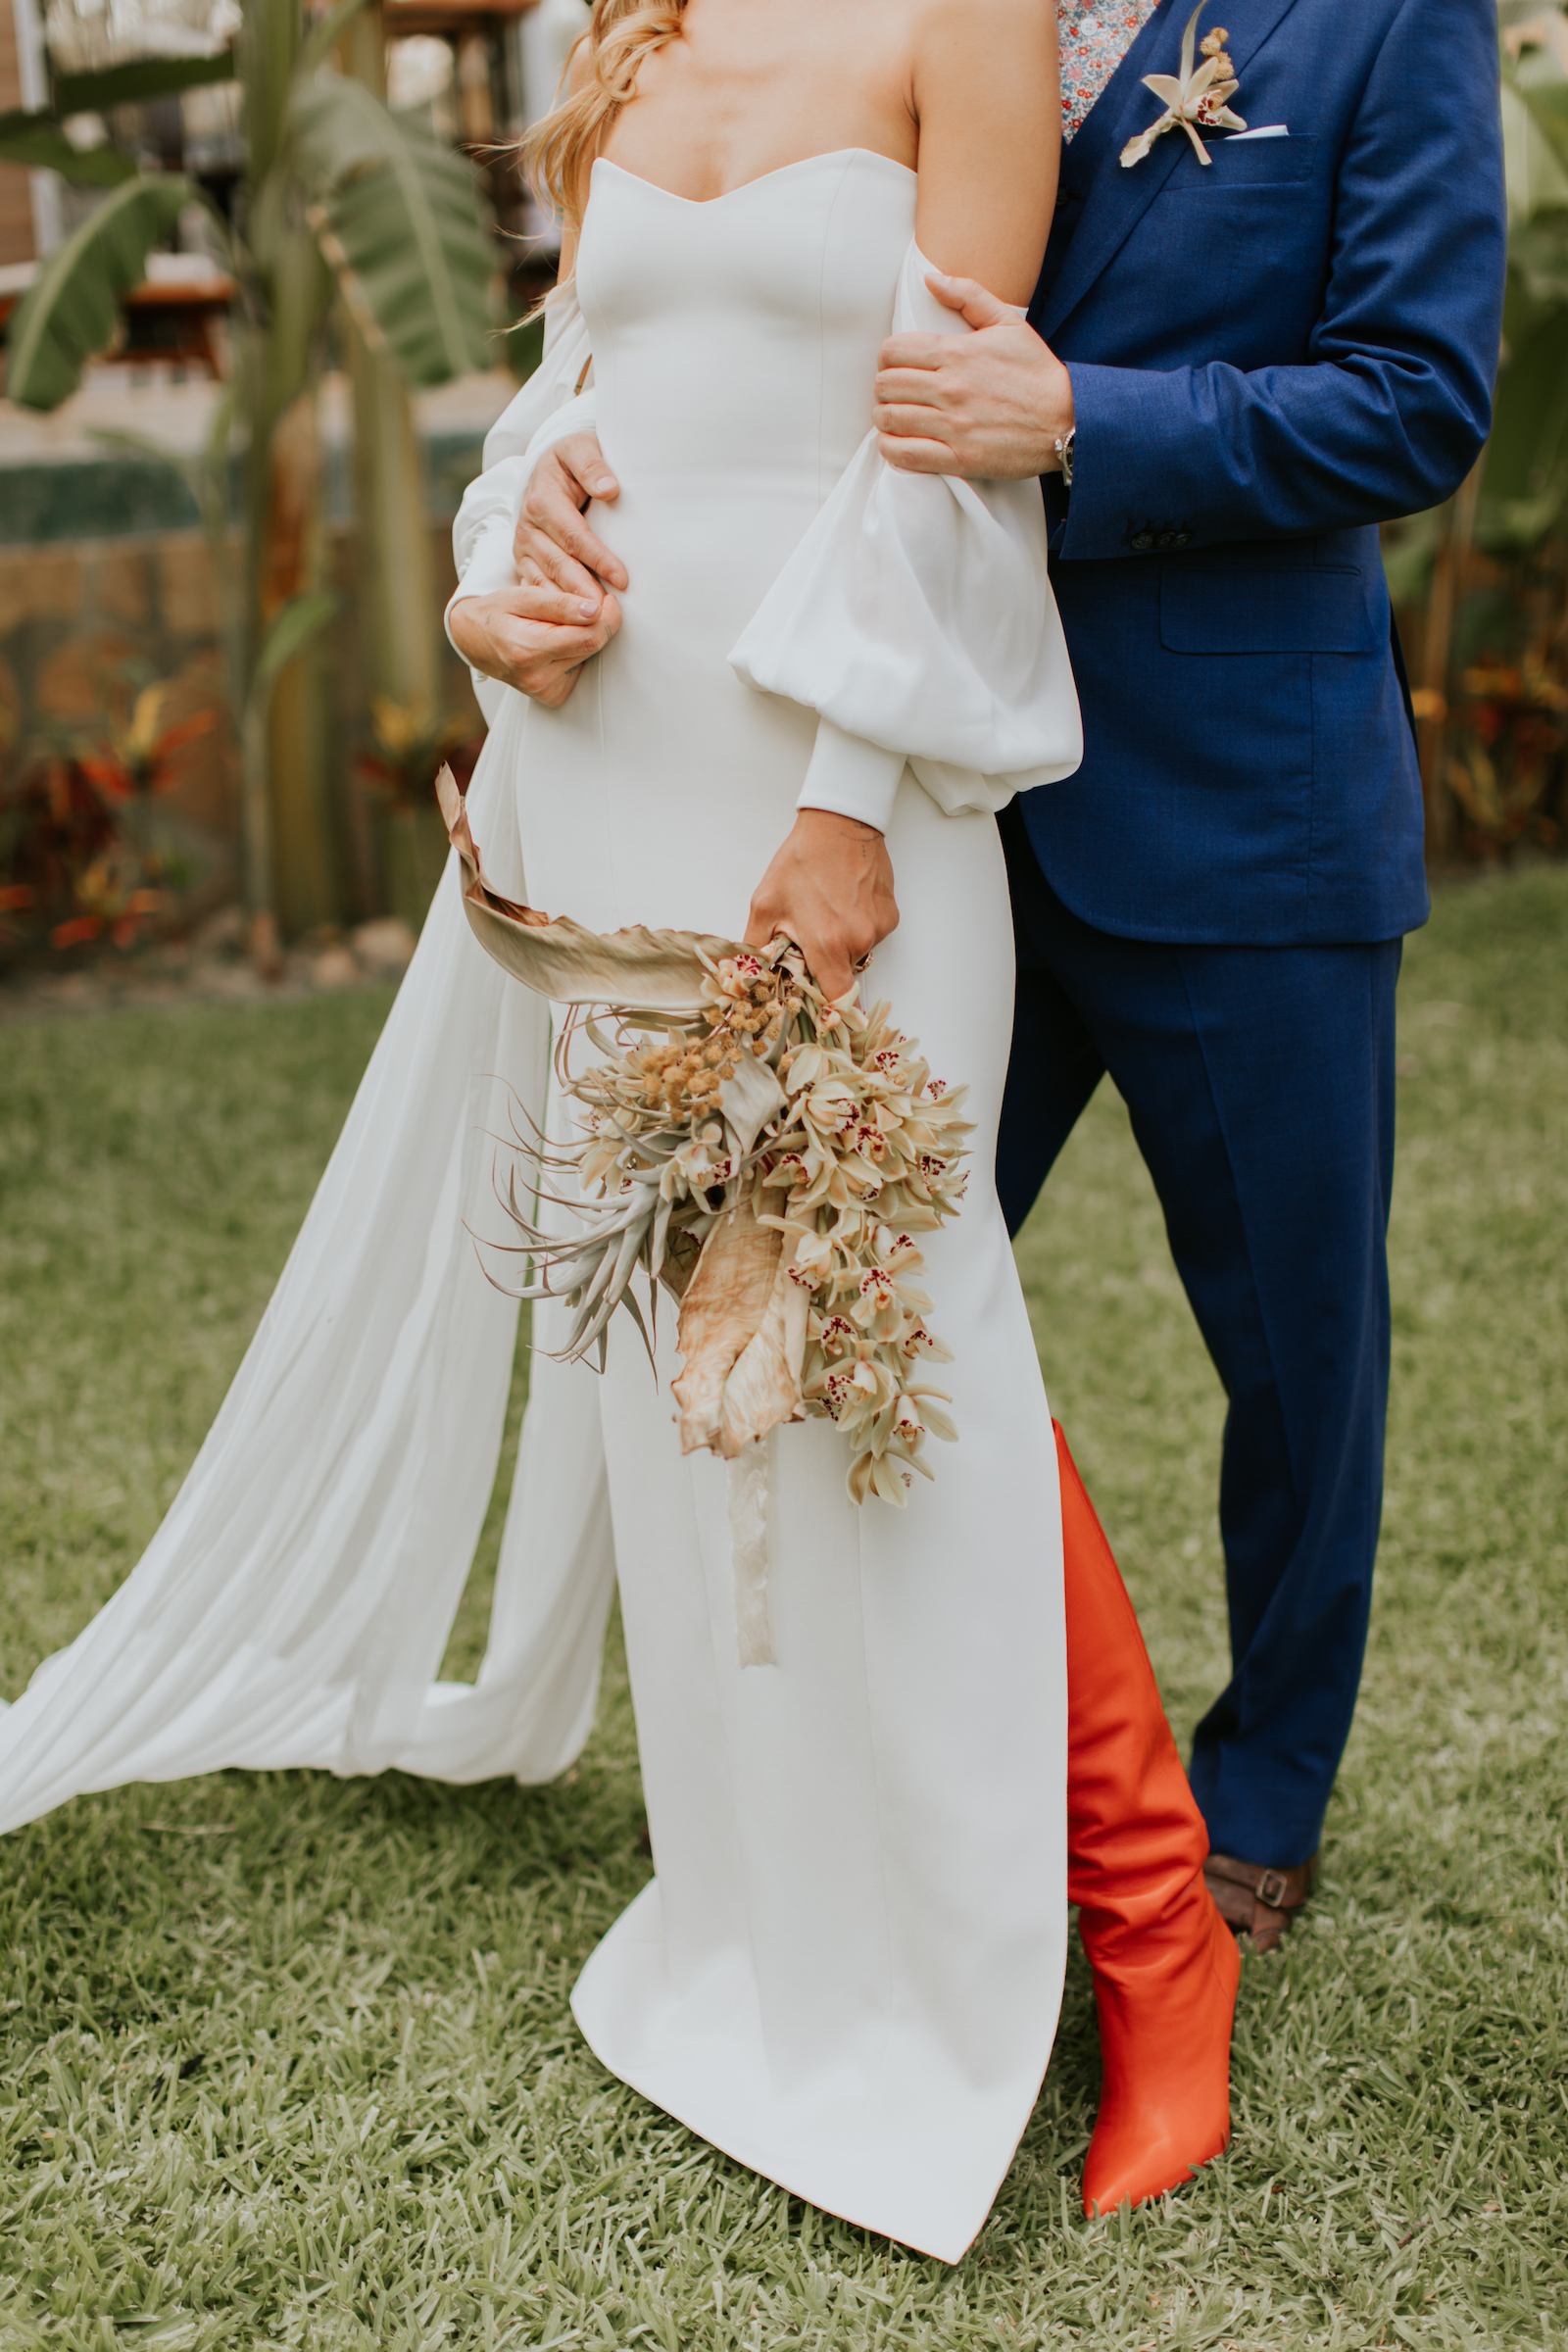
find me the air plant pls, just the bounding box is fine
[440,769,971,1511]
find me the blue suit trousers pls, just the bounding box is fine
[997,807,1398,1867]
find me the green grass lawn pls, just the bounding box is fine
[0,868,1564,2351]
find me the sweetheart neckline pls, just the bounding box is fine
[591,149,916,210]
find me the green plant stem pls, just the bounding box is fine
[346,322,442,720]
[1418,459,1485,863]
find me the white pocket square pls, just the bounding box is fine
[1227,123,1289,140]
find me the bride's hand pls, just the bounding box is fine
[449,582,621,708]
[745,810,899,1002]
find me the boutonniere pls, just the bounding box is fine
[1120,0,1248,170]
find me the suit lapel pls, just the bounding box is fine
[1037,0,1302,343]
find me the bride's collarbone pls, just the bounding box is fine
[599,11,916,207]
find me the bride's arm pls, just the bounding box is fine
[447,343,622,700]
[906,0,1057,302]
[449,213,624,702]
[507,202,627,610]
[743,0,1064,988]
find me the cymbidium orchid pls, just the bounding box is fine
[1120,3,1247,170]
[438,766,971,1512]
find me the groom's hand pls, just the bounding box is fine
[746,810,899,1004]
[874,273,1074,480]
[514,431,629,601]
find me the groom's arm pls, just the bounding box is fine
[875,0,1505,551]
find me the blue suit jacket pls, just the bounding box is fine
[1022,0,1506,945]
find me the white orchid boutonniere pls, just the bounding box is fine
[1120,0,1248,170]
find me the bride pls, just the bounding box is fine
[0,0,1237,2266]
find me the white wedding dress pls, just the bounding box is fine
[0,150,1083,2263]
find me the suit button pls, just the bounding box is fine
[1155,530,1177,549]
[1172,530,1192,547]
[1131,531,1154,551]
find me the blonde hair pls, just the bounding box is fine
[520,0,688,250]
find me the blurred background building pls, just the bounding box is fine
[1,0,589,975]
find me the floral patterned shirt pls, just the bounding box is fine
[1058,0,1162,142]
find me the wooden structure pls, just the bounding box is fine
[0,260,236,377]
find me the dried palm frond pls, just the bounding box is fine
[440,765,738,1010]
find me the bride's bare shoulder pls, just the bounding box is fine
[907,0,1058,77]
[906,0,1058,298]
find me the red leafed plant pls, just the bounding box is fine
[75,682,218,806]
[1445,644,1568,858]
[0,682,220,961]
[357,695,481,813]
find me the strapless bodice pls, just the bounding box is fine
[509,145,1077,940]
[575,150,917,502]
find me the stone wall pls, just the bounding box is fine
[0,531,241,909]
[0,511,485,941]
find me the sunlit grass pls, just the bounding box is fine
[0,867,1563,2348]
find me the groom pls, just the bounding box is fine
[474,0,1506,1946]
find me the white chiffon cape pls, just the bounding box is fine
[0,739,615,1828]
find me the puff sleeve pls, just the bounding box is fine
[446,291,599,723]
[728,245,1082,832]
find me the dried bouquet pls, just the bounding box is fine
[438,769,971,1511]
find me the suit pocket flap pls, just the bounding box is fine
[1165,133,1319,188]
[1159,564,1380,654]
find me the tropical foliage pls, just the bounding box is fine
[0,675,217,957]
[0,0,498,943]
[1391,2,1568,861]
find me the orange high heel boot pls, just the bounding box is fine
[1056,1422,1241,2218]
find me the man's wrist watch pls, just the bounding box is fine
[1054,426,1075,489]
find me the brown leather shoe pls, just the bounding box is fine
[1203,1850,1319,1953]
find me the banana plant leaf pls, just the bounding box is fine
[289,77,493,385]
[1502,74,1568,219]
[251,590,341,708]
[3,173,190,412]
[52,52,236,115]
[0,109,137,186]
[1514,70,1568,177]
[1482,303,1568,543]
[1509,207,1568,310]
[1488,28,1568,547]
